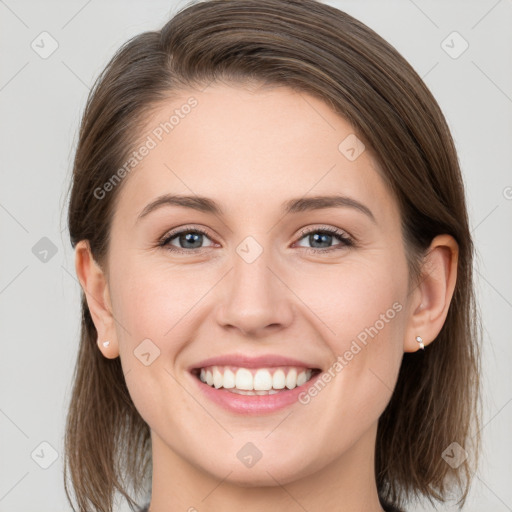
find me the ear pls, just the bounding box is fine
[74,240,119,359]
[404,234,459,352]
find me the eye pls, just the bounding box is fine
[159,226,216,253]
[294,226,354,253]
[158,225,354,255]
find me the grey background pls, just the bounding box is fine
[1,0,511,510]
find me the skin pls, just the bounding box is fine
[75,83,458,512]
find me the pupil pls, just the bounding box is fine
[181,232,202,249]
[311,233,331,248]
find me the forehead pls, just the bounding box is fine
[113,83,399,226]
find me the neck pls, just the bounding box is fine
[147,422,385,512]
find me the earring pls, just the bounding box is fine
[415,336,424,350]
[102,341,110,347]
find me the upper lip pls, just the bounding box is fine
[189,354,321,371]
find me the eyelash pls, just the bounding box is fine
[158,225,354,255]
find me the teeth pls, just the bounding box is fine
[297,371,307,386]
[223,368,235,389]
[235,368,253,390]
[286,369,297,389]
[253,369,272,391]
[272,369,286,389]
[213,367,223,389]
[197,365,314,392]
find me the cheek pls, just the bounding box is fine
[294,252,408,417]
[110,256,216,343]
[288,260,407,445]
[326,256,407,397]
[300,255,407,350]
[108,256,227,420]
[106,257,194,415]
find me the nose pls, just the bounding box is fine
[216,244,294,338]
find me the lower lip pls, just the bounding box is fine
[191,371,322,414]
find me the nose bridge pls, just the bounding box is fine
[217,235,293,335]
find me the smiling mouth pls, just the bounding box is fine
[191,365,322,395]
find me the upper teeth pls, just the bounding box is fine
[199,366,314,391]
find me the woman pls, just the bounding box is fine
[64,1,482,511]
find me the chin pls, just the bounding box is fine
[200,454,318,488]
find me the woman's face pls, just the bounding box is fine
[103,83,415,485]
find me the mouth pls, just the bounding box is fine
[191,365,322,395]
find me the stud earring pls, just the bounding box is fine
[102,341,110,347]
[415,336,424,350]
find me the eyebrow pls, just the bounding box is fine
[137,193,376,223]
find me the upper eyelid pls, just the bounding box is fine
[296,225,350,237]
[160,224,214,243]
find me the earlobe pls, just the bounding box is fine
[75,240,120,359]
[97,338,119,359]
[404,234,459,352]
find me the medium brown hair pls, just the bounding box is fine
[65,1,482,510]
